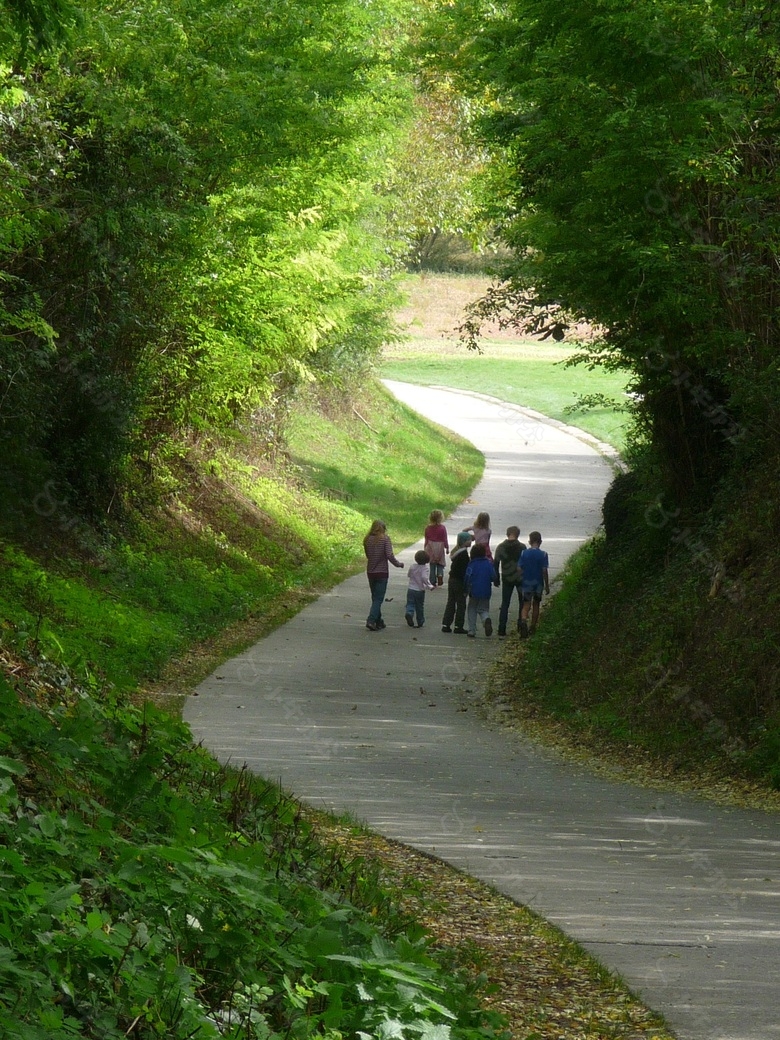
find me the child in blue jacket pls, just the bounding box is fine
[519,531,550,638]
[464,543,494,638]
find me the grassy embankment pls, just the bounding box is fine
[503,469,780,805]
[0,382,496,1039]
[387,273,780,803]
[0,382,482,701]
[0,349,680,1040]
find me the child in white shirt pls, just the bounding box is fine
[405,550,435,628]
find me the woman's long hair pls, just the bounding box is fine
[363,519,386,550]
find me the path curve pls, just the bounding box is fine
[185,383,779,1040]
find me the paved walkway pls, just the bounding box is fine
[185,383,780,1040]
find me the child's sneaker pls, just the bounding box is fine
[405,614,415,627]
[484,618,493,637]
[366,621,378,631]
[519,619,529,639]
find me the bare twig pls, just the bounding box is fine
[352,407,378,434]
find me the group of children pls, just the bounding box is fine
[402,510,550,639]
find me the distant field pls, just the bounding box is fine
[384,274,632,452]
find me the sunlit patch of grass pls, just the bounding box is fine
[381,348,631,451]
[385,272,632,451]
[0,381,483,694]
[286,382,484,547]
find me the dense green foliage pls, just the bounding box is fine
[0,666,505,1039]
[0,0,78,54]
[425,0,780,497]
[1,0,417,519]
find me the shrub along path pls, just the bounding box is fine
[185,383,779,1040]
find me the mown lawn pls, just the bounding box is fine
[384,273,632,451]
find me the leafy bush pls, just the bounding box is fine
[0,667,507,1040]
[513,505,780,788]
[601,471,642,543]
[1,0,418,519]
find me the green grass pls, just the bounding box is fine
[0,383,483,692]
[286,383,484,547]
[381,343,632,452]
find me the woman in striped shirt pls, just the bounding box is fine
[363,520,404,631]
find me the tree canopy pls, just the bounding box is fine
[424,0,780,497]
[7,0,779,516]
[0,0,78,53]
[1,0,419,514]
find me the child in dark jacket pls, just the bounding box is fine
[464,543,494,638]
[441,531,473,633]
[493,526,527,636]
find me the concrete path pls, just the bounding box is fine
[185,383,780,1040]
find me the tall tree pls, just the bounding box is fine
[382,87,489,269]
[1,0,415,513]
[425,0,780,497]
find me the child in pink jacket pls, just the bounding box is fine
[424,509,449,586]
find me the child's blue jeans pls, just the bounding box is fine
[405,589,426,626]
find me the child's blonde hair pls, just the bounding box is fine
[474,511,490,529]
[429,509,444,524]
